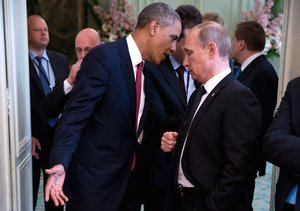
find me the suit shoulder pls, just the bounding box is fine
[287,76,300,90]
[228,78,257,98]
[47,50,67,60]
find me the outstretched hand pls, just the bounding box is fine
[45,164,68,206]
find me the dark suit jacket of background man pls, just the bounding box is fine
[141,57,198,209]
[236,54,278,175]
[263,76,300,211]
[173,74,262,210]
[29,50,69,208]
[50,38,150,211]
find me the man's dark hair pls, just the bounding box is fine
[175,5,202,39]
[235,21,266,51]
[136,2,180,29]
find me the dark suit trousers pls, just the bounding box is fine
[32,129,63,211]
[119,144,143,211]
[32,155,64,211]
[172,186,208,211]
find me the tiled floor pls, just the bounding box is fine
[35,164,274,211]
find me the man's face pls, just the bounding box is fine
[172,28,192,63]
[28,17,49,50]
[183,28,211,83]
[148,19,181,64]
[75,35,96,60]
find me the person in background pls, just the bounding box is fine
[231,20,278,210]
[161,21,262,210]
[28,14,69,211]
[44,2,181,211]
[141,4,202,211]
[263,77,300,211]
[203,12,224,26]
[42,28,101,118]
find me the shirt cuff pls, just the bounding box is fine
[64,79,73,95]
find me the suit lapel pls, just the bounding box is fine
[47,50,66,84]
[117,38,136,133]
[160,57,187,107]
[238,55,265,81]
[184,74,234,150]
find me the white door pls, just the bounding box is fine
[0,0,33,210]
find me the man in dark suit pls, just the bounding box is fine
[161,22,262,210]
[231,20,278,210]
[263,77,300,211]
[44,3,182,211]
[141,5,202,211]
[28,15,69,211]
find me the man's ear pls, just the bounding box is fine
[239,40,246,50]
[149,20,160,36]
[208,42,217,58]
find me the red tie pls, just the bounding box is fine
[135,61,143,130]
[132,61,143,171]
[176,65,186,97]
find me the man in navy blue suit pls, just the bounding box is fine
[141,5,202,211]
[28,15,69,211]
[231,20,278,210]
[44,3,181,211]
[263,77,300,211]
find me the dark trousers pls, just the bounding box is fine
[247,177,255,211]
[32,154,63,211]
[172,185,208,211]
[119,145,143,211]
[283,203,295,211]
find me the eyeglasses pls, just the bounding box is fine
[75,47,93,54]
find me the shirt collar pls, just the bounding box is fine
[241,52,262,71]
[203,68,231,94]
[169,54,187,72]
[126,34,143,67]
[29,49,49,62]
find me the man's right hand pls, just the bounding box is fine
[32,137,41,159]
[45,164,68,206]
[67,60,82,85]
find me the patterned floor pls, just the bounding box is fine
[35,164,274,211]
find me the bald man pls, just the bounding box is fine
[42,28,101,118]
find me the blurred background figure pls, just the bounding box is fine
[231,20,278,210]
[203,12,224,26]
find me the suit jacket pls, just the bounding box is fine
[141,57,193,192]
[29,50,69,161]
[263,77,300,211]
[50,38,150,211]
[237,54,278,175]
[174,74,262,210]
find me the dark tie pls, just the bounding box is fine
[35,56,57,127]
[181,85,206,141]
[175,65,186,97]
[234,68,241,78]
[174,85,206,181]
[35,56,50,95]
[132,61,143,171]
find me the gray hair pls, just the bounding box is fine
[195,21,231,59]
[136,2,180,29]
